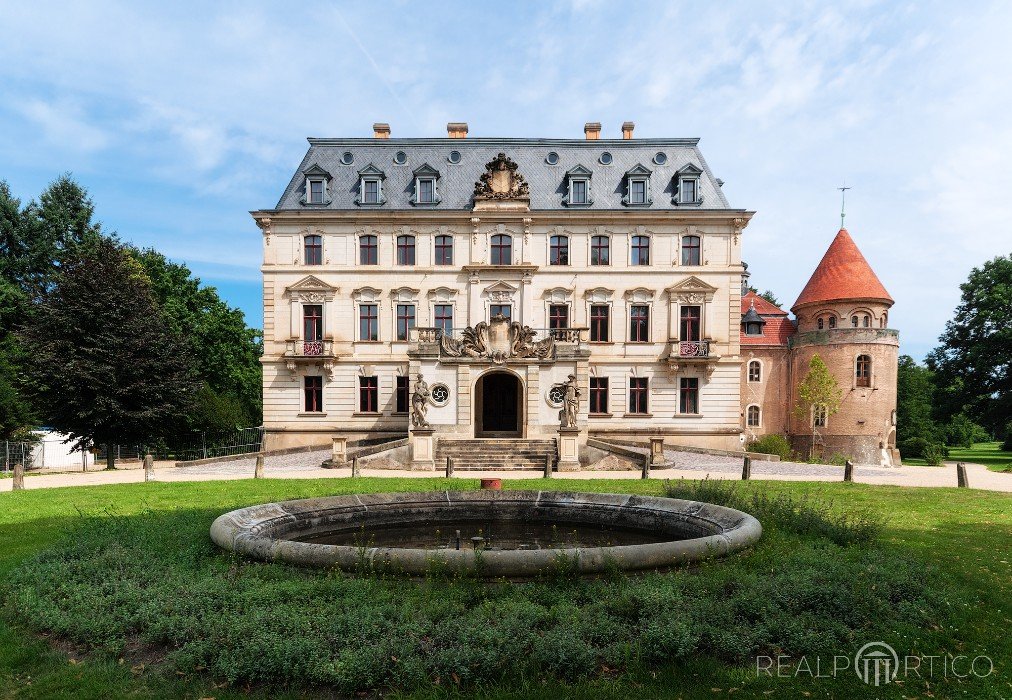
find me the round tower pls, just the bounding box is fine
[789,228,898,465]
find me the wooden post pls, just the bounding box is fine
[351,457,360,478]
[741,455,751,480]
[956,462,969,488]
[143,454,154,482]
[641,454,650,480]
[12,462,24,491]
[543,454,552,478]
[254,452,265,479]
[844,460,854,482]
[445,456,454,479]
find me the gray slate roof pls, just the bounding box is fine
[272,138,733,211]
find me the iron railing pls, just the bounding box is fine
[285,339,334,357]
[412,326,587,344]
[677,340,710,358]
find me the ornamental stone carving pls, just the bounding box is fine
[439,314,554,365]
[473,153,530,201]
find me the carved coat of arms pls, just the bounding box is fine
[440,314,554,365]
[473,153,530,201]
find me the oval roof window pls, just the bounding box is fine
[599,152,613,165]
[393,151,407,165]
[545,151,560,165]
[448,150,462,164]
[653,152,668,165]
[340,151,354,165]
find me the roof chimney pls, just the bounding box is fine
[584,122,601,140]
[622,121,635,139]
[447,122,468,139]
[373,122,390,139]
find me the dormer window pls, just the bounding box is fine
[563,165,593,206]
[622,164,652,206]
[741,303,765,336]
[355,164,386,206]
[300,164,331,206]
[410,164,441,206]
[673,164,703,206]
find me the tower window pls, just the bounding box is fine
[856,354,871,387]
[818,318,824,330]
[748,360,761,382]
[747,405,761,427]
[863,314,871,327]
[851,315,859,327]
[829,316,837,329]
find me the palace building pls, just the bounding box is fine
[252,122,898,468]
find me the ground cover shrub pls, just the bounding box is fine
[745,434,792,460]
[922,443,947,466]
[899,436,949,462]
[2,492,935,695]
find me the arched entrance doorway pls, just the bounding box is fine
[474,371,523,437]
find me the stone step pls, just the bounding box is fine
[434,438,557,471]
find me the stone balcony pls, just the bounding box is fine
[283,339,337,373]
[410,323,589,365]
[666,339,721,375]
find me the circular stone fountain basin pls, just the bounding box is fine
[210,491,762,577]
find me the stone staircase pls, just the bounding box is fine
[434,438,557,471]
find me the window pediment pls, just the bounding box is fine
[667,276,717,303]
[286,275,338,302]
[357,163,386,178]
[623,287,656,303]
[584,287,615,302]
[352,286,382,302]
[624,163,652,177]
[390,287,420,301]
[302,163,331,180]
[427,286,458,301]
[543,287,574,303]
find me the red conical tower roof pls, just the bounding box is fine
[792,228,893,311]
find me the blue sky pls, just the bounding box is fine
[2,1,1010,360]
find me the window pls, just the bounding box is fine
[630,179,647,204]
[395,376,409,413]
[491,234,512,265]
[748,360,761,382]
[856,354,871,387]
[680,378,699,414]
[851,315,858,327]
[359,304,378,341]
[434,235,453,265]
[359,235,378,265]
[304,376,323,413]
[680,178,697,204]
[417,178,435,204]
[571,179,588,204]
[863,314,871,328]
[813,404,828,428]
[629,377,648,414]
[680,306,701,341]
[308,179,325,204]
[362,179,380,204]
[304,235,322,265]
[396,304,415,341]
[631,235,650,265]
[448,150,461,164]
[590,235,610,265]
[882,312,888,328]
[829,316,837,329]
[747,405,761,427]
[549,235,569,265]
[590,305,610,342]
[434,304,453,335]
[629,305,650,342]
[548,304,569,329]
[744,321,763,336]
[490,304,511,320]
[359,376,378,413]
[394,150,407,165]
[303,305,323,341]
[818,318,824,330]
[396,235,415,265]
[590,377,609,414]
[681,235,701,266]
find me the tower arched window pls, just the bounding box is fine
[851,315,858,327]
[863,314,871,327]
[817,318,824,330]
[746,405,761,427]
[856,354,871,387]
[829,316,837,329]
[491,234,512,265]
[748,360,761,382]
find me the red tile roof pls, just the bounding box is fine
[792,228,893,310]
[740,291,795,346]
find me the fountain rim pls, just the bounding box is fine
[210,490,762,577]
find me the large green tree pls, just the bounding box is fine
[926,255,1012,432]
[21,238,197,468]
[896,355,939,443]
[130,247,262,432]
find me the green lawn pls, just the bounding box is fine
[902,441,1012,470]
[0,477,1009,699]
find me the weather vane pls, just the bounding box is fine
[838,184,851,229]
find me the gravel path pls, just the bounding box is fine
[179,449,331,475]
[662,450,908,479]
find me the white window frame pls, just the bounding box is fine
[812,404,828,428]
[570,178,589,205]
[306,178,326,205]
[415,177,436,204]
[678,176,699,205]
[746,404,762,428]
[361,178,382,205]
[628,177,649,205]
[747,360,762,383]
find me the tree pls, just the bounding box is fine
[21,238,197,468]
[926,255,1012,433]
[129,247,262,432]
[0,183,34,439]
[794,354,843,423]
[896,355,940,443]
[747,286,782,308]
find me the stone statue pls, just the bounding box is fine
[411,374,431,428]
[554,374,580,429]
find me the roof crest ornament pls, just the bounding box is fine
[472,152,530,211]
[838,184,851,230]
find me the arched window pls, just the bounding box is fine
[590,235,610,265]
[813,404,828,428]
[829,316,837,329]
[304,235,322,265]
[630,235,650,265]
[491,234,512,265]
[817,318,824,330]
[681,235,701,265]
[746,405,761,427]
[748,360,761,382]
[881,312,888,328]
[359,235,378,265]
[856,354,871,387]
[549,235,569,265]
[863,314,871,327]
[396,235,415,265]
[851,315,859,327]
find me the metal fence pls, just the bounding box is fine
[1,441,34,472]
[95,426,265,463]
